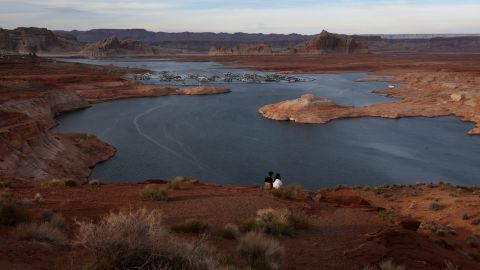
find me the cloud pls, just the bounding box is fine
[0,0,479,34]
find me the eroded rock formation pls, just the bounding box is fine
[294,30,369,55]
[81,36,157,57]
[0,27,80,54]
[208,43,273,56]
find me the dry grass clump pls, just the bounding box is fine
[0,199,29,225]
[378,209,395,224]
[244,208,309,236]
[237,231,284,270]
[218,224,240,240]
[168,179,183,190]
[171,218,209,234]
[41,210,68,230]
[74,209,222,269]
[139,185,168,201]
[362,259,406,270]
[267,184,304,200]
[16,222,67,245]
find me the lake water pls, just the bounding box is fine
[56,59,480,189]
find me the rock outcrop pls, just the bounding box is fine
[294,30,369,55]
[208,43,272,56]
[258,94,349,123]
[0,27,80,54]
[176,86,231,95]
[81,36,157,57]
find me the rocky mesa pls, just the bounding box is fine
[81,36,158,57]
[294,30,369,55]
[0,27,80,54]
[208,43,273,56]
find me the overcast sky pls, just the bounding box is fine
[1,0,479,34]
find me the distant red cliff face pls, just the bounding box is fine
[81,36,157,57]
[293,30,369,55]
[0,27,80,54]
[208,43,273,56]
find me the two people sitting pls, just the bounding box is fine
[264,171,283,190]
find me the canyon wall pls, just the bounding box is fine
[208,43,273,56]
[0,27,80,54]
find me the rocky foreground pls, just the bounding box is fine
[2,180,480,269]
[0,56,230,183]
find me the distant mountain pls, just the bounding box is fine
[55,29,313,53]
[208,43,273,56]
[0,27,81,54]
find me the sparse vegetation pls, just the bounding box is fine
[429,202,444,211]
[444,261,459,270]
[462,213,469,220]
[168,179,183,190]
[16,222,67,245]
[74,209,222,269]
[243,208,309,236]
[420,221,456,236]
[436,238,453,249]
[139,185,168,201]
[171,218,209,234]
[237,231,284,270]
[471,218,480,225]
[378,209,395,224]
[0,199,29,225]
[64,179,77,187]
[41,210,68,230]
[362,259,406,270]
[267,184,304,200]
[469,252,480,262]
[218,224,240,240]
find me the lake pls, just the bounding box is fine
[56,59,480,189]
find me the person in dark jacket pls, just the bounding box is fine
[264,171,274,189]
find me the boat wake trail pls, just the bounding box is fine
[132,104,213,174]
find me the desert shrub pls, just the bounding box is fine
[0,179,12,188]
[378,210,395,224]
[244,208,309,236]
[168,179,182,190]
[42,210,68,230]
[139,185,168,201]
[237,231,284,270]
[64,180,77,187]
[362,259,406,270]
[0,199,29,225]
[444,261,459,270]
[420,221,456,236]
[74,209,222,269]
[429,202,444,211]
[171,218,209,234]
[219,224,240,240]
[39,179,63,188]
[267,184,304,200]
[471,218,480,225]
[469,252,480,262]
[16,222,67,245]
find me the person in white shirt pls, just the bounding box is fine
[273,173,283,189]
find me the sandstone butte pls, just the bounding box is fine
[0,56,230,183]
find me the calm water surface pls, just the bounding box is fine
[56,59,480,189]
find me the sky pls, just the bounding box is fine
[0,0,479,34]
